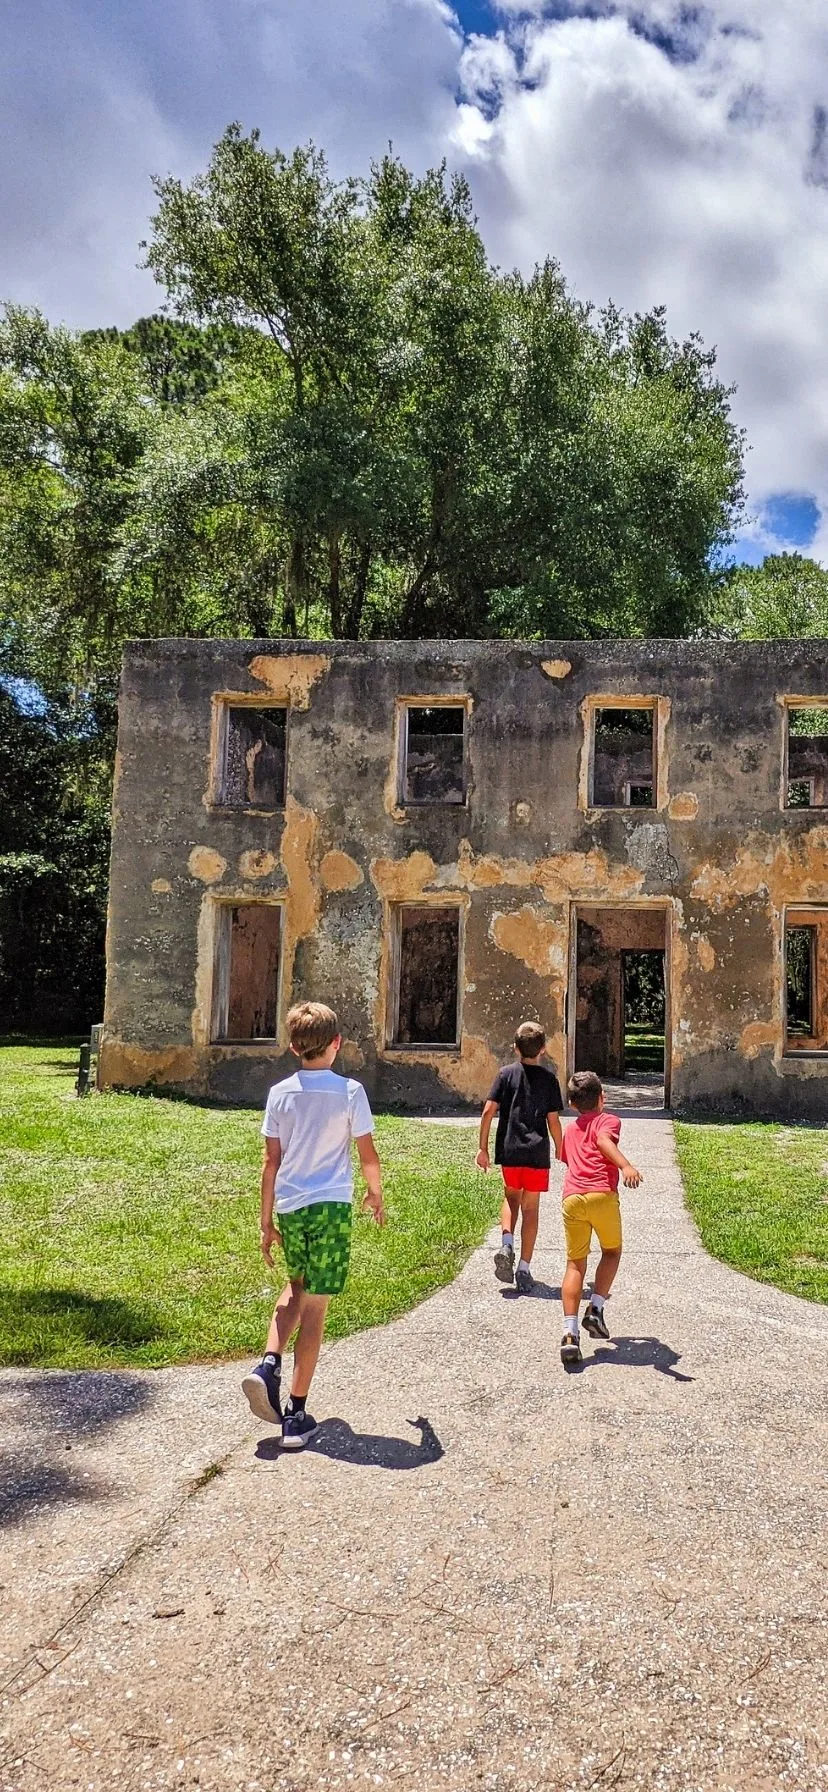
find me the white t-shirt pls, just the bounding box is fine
[261,1068,375,1213]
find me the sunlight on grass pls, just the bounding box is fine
[675,1118,828,1305]
[0,1045,497,1368]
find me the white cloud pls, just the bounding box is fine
[3,0,828,557]
[451,3,828,552]
[0,0,462,328]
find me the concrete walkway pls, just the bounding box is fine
[2,1115,828,1792]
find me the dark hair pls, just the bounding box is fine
[515,1021,545,1060]
[567,1070,603,1113]
[287,1001,340,1059]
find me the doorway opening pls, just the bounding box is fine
[570,906,669,1107]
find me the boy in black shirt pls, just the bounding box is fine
[476,1021,564,1293]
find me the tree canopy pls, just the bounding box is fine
[0,125,794,1033]
[1,128,745,700]
[715,552,828,639]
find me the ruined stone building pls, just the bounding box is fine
[100,638,828,1117]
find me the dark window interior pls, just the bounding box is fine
[787,708,828,809]
[592,707,655,808]
[786,925,815,1037]
[404,707,466,805]
[395,906,460,1045]
[215,904,281,1040]
[222,707,287,809]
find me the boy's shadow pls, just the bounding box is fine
[500,1282,562,1302]
[569,1336,694,1381]
[255,1415,444,1469]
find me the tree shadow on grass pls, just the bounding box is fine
[0,1288,163,1367]
[256,1415,444,1470]
[567,1336,694,1381]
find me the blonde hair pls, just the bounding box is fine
[287,1001,340,1060]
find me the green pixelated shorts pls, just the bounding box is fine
[278,1201,353,1296]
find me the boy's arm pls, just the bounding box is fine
[476,1100,499,1170]
[260,1136,283,1265]
[547,1113,563,1159]
[355,1132,385,1226]
[596,1130,642,1187]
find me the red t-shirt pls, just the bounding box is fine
[560,1112,621,1195]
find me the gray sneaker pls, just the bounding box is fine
[515,1265,535,1295]
[560,1331,582,1366]
[494,1243,515,1284]
[582,1303,610,1340]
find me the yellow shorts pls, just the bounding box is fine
[562,1190,622,1260]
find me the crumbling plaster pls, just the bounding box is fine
[99,638,828,1116]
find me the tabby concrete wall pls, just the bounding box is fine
[100,637,828,1116]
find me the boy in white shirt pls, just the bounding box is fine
[242,1001,385,1449]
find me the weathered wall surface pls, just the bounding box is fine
[101,638,828,1117]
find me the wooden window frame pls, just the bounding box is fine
[579,694,670,813]
[623,779,655,809]
[783,907,825,1054]
[394,696,471,810]
[208,696,290,814]
[385,898,466,1051]
[781,697,828,813]
[210,898,284,1045]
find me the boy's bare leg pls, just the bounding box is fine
[518,1191,540,1264]
[500,1190,521,1237]
[495,1189,521,1282]
[592,1248,621,1299]
[265,1278,303,1356]
[562,1255,587,1321]
[290,1292,330,1399]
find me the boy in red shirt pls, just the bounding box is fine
[558,1069,642,1365]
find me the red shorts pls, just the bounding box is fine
[501,1166,549,1194]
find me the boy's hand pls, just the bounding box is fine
[260,1220,281,1266]
[362,1188,386,1226]
[475,1148,490,1172]
[621,1163,642,1188]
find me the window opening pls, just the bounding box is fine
[221,706,287,809]
[592,707,655,808]
[393,906,460,1045]
[785,925,815,1040]
[788,779,814,809]
[404,707,466,805]
[622,950,666,1073]
[572,906,667,1102]
[625,781,654,808]
[786,707,828,809]
[214,904,281,1041]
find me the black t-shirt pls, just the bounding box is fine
[488,1060,564,1168]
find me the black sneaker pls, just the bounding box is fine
[582,1304,610,1340]
[241,1360,282,1424]
[494,1243,515,1284]
[560,1331,582,1366]
[515,1265,535,1295]
[281,1408,318,1451]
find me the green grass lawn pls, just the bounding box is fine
[0,1044,497,1369]
[624,1024,665,1073]
[675,1119,828,1305]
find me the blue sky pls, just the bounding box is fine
[1,0,826,565]
[454,0,497,31]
